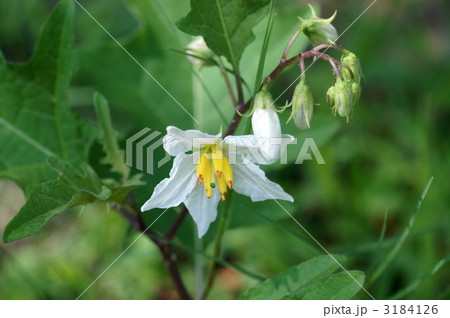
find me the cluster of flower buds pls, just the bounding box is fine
[301,5,338,46]
[326,51,362,121]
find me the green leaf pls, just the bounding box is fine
[239,254,346,299]
[2,158,145,243]
[13,0,74,102]
[0,0,96,194]
[2,157,109,243]
[176,0,271,67]
[108,174,146,203]
[290,271,365,300]
[93,92,129,179]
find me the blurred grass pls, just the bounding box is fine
[1,0,449,299]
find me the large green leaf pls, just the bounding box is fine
[240,254,346,299]
[0,0,95,194]
[176,0,271,68]
[290,271,365,300]
[2,157,145,243]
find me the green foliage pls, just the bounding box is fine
[239,255,365,299]
[2,157,144,243]
[289,271,365,300]
[0,0,95,195]
[2,157,108,242]
[93,92,129,179]
[368,177,434,286]
[76,0,194,131]
[0,0,448,301]
[176,0,271,68]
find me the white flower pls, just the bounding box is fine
[141,126,294,238]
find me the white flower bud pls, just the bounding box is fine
[252,91,282,164]
[186,37,214,68]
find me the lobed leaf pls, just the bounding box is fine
[0,0,96,195]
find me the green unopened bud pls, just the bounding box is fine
[327,78,353,121]
[289,77,314,130]
[186,37,215,69]
[341,51,362,83]
[302,5,338,47]
[253,89,273,110]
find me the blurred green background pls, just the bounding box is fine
[0,0,449,299]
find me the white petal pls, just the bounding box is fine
[163,126,221,156]
[141,153,197,211]
[223,134,295,165]
[184,184,221,238]
[233,161,294,202]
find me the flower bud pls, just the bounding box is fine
[185,37,215,69]
[350,81,361,104]
[252,90,282,164]
[289,77,314,130]
[302,6,338,47]
[341,51,362,83]
[327,78,353,120]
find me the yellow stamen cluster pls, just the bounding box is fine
[196,147,233,201]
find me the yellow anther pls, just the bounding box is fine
[211,149,224,178]
[202,156,213,198]
[222,156,233,189]
[196,153,209,184]
[217,175,227,202]
[197,148,233,199]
